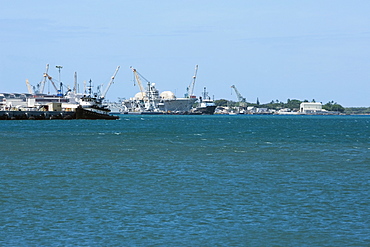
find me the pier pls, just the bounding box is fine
[0,110,75,120]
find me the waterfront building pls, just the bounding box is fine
[300,102,323,113]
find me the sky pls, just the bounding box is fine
[1,0,369,107]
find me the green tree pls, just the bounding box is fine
[344,107,370,114]
[214,99,229,106]
[285,99,302,110]
[322,101,345,112]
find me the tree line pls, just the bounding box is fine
[214,98,347,113]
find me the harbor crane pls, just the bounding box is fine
[99,66,120,101]
[39,64,49,94]
[44,73,62,95]
[73,72,78,94]
[231,85,247,107]
[28,64,49,94]
[186,65,198,98]
[130,66,147,100]
[25,79,34,94]
[130,67,157,111]
[28,64,60,95]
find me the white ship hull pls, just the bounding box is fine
[121,97,196,114]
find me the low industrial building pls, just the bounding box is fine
[299,102,323,113]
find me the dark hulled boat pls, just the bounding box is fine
[191,87,217,115]
[76,96,119,120]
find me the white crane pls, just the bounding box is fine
[186,65,198,98]
[130,67,159,112]
[100,66,120,101]
[73,72,78,94]
[130,66,146,100]
[39,64,49,94]
[25,79,34,94]
[30,64,49,94]
[231,85,247,107]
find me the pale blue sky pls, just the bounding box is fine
[1,0,369,106]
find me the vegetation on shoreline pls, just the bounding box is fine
[343,107,370,115]
[214,98,369,114]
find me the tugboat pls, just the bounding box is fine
[191,87,217,115]
[76,96,118,120]
[75,79,119,120]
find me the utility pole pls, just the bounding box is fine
[56,65,63,82]
[56,65,63,96]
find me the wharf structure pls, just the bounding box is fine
[0,65,121,120]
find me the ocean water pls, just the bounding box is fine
[1,115,369,246]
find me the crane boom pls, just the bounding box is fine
[100,66,120,100]
[45,73,60,93]
[187,65,198,98]
[130,66,146,99]
[231,85,246,103]
[39,64,49,94]
[25,79,34,94]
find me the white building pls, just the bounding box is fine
[300,102,323,113]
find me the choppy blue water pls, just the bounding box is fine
[1,115,369,246]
